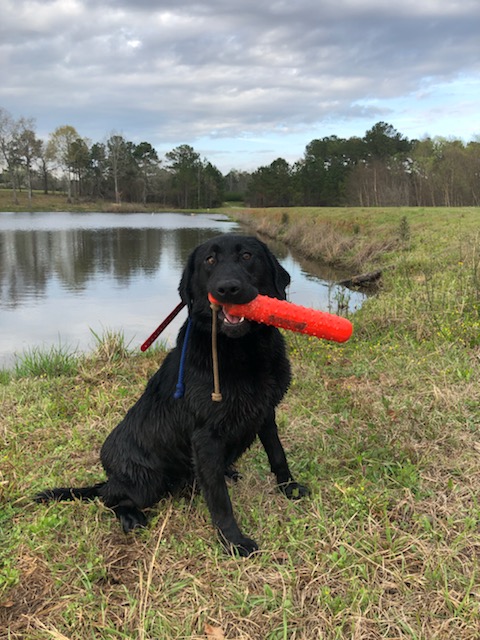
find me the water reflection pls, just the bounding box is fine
[0,212,365,366]
[0,213,237,306]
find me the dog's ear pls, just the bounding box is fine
[178,247,198,311]
[259,240,290,300]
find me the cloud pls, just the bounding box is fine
[0,0,479,170]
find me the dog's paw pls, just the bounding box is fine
[232,536,259,557]
[278,481,310,500]
[115,506,148,533]
[224,465,243,482]
[220,533,259,557]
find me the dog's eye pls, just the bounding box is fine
[242,252,252,261]
[206,255,216,266]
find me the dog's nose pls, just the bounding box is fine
[213,279,242,301]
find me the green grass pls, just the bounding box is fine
[1,207,480,638]
[13,344,79,379]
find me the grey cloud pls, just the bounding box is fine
[1,0,479,164]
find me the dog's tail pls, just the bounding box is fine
[34,482,106,503]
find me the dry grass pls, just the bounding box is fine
[230,206,480,275]
[231,207,403,272]
[0,189,165,214]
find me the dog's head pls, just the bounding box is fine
[179,234,290,337]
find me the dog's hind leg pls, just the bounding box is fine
[111,503,148,533]
[225,465,242,482]
[99,483,149,533]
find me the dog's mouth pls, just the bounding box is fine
[207,293,254,337]
[217,307,250,337]
[221,308,245,326]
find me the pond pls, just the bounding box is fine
[0,211,366,367]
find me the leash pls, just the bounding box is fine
[141,299,223,402]
[210,302,222,402]
[140,301,186,352]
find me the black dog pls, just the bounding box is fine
[35,234,308,556]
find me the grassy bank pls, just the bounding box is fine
[227,206,480,273]
[0,189,169,213]
[1,207,480,638]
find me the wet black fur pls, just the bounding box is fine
[35,234,309,556]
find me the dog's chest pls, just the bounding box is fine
[185,358,286,411]
[182,327,290,424]
[220,336,289,396]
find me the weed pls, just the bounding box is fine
[14,344,78,378]
[89,328,133,363]
[398,214,411,246]
[328,285,352,316]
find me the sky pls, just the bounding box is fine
[1,0,479,173]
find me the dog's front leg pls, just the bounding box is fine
[192,432,258,556]
[259,410,309,500]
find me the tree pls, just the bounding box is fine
[247,158,293,207]
[165,144,201,208]
[408,137,478,207]
[16,118,42,202]
[46,125,82,201]
[224,170,251,202]
[410,137,438,206]
[297,136,359,206]
[133,142,160,204]
[106,134,134,204]
[88,142,108,198]
[69,137,91,198]
[345,123,413,206]
[466,140,480,206]
[200,160,225,208]
[0,107,21,203]
[363,122,411,160]
[37,140,51,195]
[432,138,473,207]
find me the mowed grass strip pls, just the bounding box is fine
[1,207,480,639]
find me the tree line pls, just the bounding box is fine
[0,109,224,208]
[1,107,479,208]
[247,122,480,207]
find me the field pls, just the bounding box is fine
[0,189,163,213]
[1,206,480,638]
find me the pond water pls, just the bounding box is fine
[0,211,366,367]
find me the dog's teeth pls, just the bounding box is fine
[224,316,245,325]
[223,309,245,325]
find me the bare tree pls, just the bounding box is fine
[106,133,130,205]
[0,107,21,203]
[16,118,42,202]
[46,125,81,202]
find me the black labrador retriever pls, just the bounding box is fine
[35,234,308,556]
